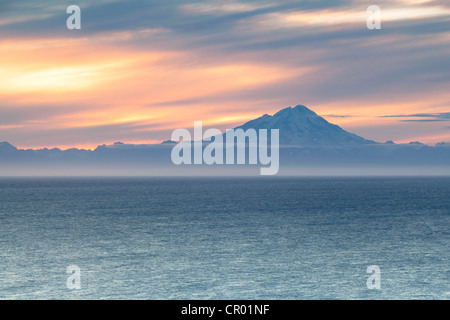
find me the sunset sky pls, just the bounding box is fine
[1,0,449,149]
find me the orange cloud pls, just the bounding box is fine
[0,35,304,148]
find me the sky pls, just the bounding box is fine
[0,0,449,149]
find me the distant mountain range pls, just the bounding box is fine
[1,105,450,175]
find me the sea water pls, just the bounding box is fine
[0,177,448,299]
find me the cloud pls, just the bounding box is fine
[1,0,450,147]
[323,115,353,118]
[381,113,450,121]
[400,119,450,122]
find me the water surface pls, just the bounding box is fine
[0,177,448,299]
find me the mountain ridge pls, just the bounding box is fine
[2,104,449,150]
[233,105,375,146]
[2,103,450,175]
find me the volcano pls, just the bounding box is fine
[234,105,375,146]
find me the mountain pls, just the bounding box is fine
[3,104,450,175]
[234,105,375,146]
[0,141,17,152]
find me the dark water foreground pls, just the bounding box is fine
[0,177,448,299]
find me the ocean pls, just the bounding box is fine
[0,177,448,299]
